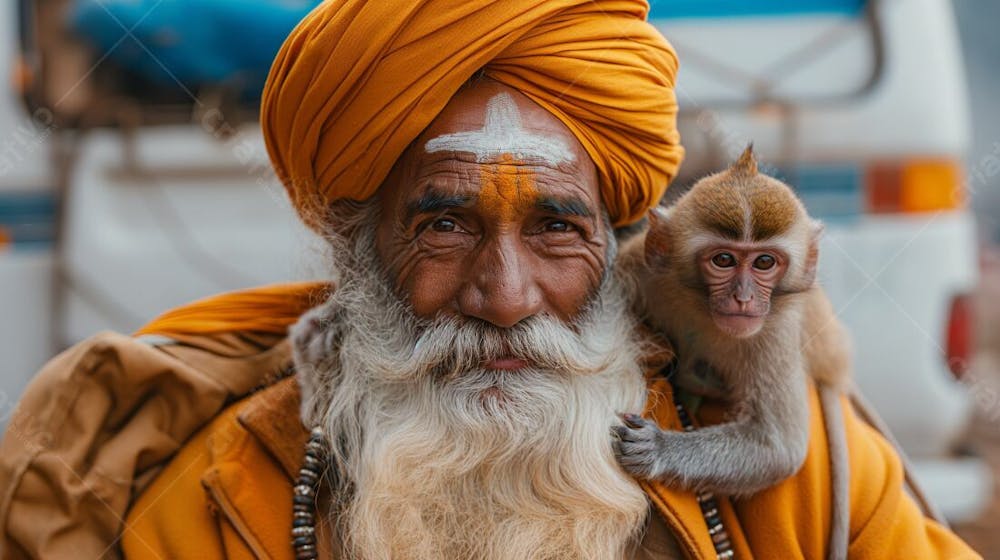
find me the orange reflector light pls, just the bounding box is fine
[866,163,903,213]
[0,227,11,250]
[865,159,964,214]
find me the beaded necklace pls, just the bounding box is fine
[673,398,736,560]
[291,427,326,560]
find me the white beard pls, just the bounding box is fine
[292,207,650,560]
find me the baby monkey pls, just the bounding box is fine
[614,146,851,497]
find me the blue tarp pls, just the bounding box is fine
[648,0,866,20]
[69,0,322,98]
[67,0,867,99]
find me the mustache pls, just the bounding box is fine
[363,310,626,384]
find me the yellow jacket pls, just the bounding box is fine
[0,284,980,559]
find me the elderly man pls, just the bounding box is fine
[0,0,980,559]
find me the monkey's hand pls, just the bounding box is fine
[290,298,344,369]
[614,409,810,495]
[612,413,672,480]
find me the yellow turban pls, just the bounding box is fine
[261,0,683,230]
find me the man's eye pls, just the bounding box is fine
[544,220,574,233]
[431,218,457,233]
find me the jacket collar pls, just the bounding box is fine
[237,375,309,481]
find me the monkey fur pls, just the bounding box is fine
[614,146,851,497]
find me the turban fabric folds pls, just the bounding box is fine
[261,0,684,229]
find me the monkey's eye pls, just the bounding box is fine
[711,253,736,268]
[753,255,776,271]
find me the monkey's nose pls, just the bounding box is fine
[735,291,754,304]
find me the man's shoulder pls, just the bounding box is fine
[0,328,296,559]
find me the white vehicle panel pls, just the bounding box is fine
[821,212,977,457]
[658,0,971,161]
[61,127,326,343]
[662,15,875,102]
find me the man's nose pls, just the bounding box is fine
[458,236,544,328]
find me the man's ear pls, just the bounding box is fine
[644,206,673,270]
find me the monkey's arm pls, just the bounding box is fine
[290,297,348,426]
[613,358,810,497]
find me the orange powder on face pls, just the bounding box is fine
[477,153,538,222]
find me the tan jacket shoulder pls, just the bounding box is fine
[0,330,292,559]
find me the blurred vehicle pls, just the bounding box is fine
[56,126,324,343]
[0,6,57,427]
[651,0,989,521]
[13,0,325,344]
[68,0,320,102]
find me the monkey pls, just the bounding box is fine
[613,146,852,498]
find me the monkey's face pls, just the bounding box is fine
[643,146,822,341]
[698,243,788,338]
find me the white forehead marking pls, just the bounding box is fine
[424,92,575,165]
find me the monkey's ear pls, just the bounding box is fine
[731,143,758,176]
[644,206,673,270]
[800,220,824,288]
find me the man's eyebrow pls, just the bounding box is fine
[535,196,594,218]
[405,189,474,221]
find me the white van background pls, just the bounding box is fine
[651,0,989,521]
